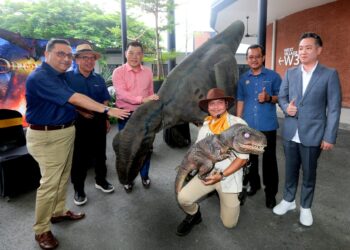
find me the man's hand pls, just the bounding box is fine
[142,94,160,103]
[201,172,222,185]
[286,99,297,116]
[108,108,130,119]
[258,87,270,103]
[320,140,334,151]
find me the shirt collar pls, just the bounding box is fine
[248,66,267,76]
[125,63,144,72]
[73,66,95,77]
[42,61,65,77]
[301,61,318,74]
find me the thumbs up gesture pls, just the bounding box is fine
[258,87,270,103]
[286,99,297,116]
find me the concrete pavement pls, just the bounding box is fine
[0,122,349,250]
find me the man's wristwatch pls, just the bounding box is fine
[103,106,110,115]
[267,95,272,103]
[219,171,226,181]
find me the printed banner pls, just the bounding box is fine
[0,29,86,126]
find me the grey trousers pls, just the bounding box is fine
[282,140,322,208]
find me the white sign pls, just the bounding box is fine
[278,48,300,66]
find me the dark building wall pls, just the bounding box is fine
[266,0,350,107]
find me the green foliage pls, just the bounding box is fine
[0,0,156,51]
[126,0,176,79]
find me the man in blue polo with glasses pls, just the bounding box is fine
[66,44,115,206]
[26,38,129,249]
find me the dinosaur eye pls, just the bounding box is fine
[244,133,250,139]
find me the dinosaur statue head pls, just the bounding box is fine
[220,123,267,155]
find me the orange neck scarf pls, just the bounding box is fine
[205,111,229,134]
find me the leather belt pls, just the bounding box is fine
[29,121,75,131]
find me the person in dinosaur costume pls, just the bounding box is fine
[174,88,266,236]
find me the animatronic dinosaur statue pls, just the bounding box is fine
[175,124,267,194]
[113,20,245,185]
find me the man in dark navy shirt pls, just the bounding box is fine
[236,44,282,209]
[26,38,129,250]
[66,44,114,206]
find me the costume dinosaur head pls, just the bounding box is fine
[220,123,267,155]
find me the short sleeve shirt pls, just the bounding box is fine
[237,67,282,131]
[66,68,110,104]
[25,62,76,125]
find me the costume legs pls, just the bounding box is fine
[118,116,152,178]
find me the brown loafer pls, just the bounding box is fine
[50,210,85,224]
[35,231,58,249]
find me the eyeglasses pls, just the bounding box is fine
[53,51,73,59]
[247,55,263,60]
[77,56,96,61]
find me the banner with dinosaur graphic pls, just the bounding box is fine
[0,29,87,126]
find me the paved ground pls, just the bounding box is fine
[1,121,349,250]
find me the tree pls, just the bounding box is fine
[0,0,156,52]
[127,0,176,80]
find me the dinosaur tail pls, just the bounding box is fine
[174,160,195,195]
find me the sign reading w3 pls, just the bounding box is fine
[278,47,300,66]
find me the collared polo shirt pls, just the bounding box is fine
[112,63,154,111]
[66,68,110,104]
[237,67,282,131]
[25,62,76,125]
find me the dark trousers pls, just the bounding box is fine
[71,113,107,192]
[118,115,151,178]
[282,140,321,208]
[244,130,279,198]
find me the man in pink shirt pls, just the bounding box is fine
[112,41,159,193]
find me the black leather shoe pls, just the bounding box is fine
[238,188,247,206]
[266,196,276,209]
[123,183,134,193]
[141,177,151,189]
[176,207,202,236]
[74,191,87,206]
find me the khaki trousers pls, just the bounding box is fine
[177,174,240,228]
[26,126,75,234]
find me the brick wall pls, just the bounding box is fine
[266,0,350,107]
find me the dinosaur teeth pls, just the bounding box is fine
[238,143,265,152]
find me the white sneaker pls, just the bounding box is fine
[273,199,296,215]
[300,207,313,226]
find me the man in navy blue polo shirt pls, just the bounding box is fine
[66,44,114,206]
[26,38,129,250]
[236,44,282,209]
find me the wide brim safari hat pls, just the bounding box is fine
[74,43,101,60]
[198,88,235,112]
